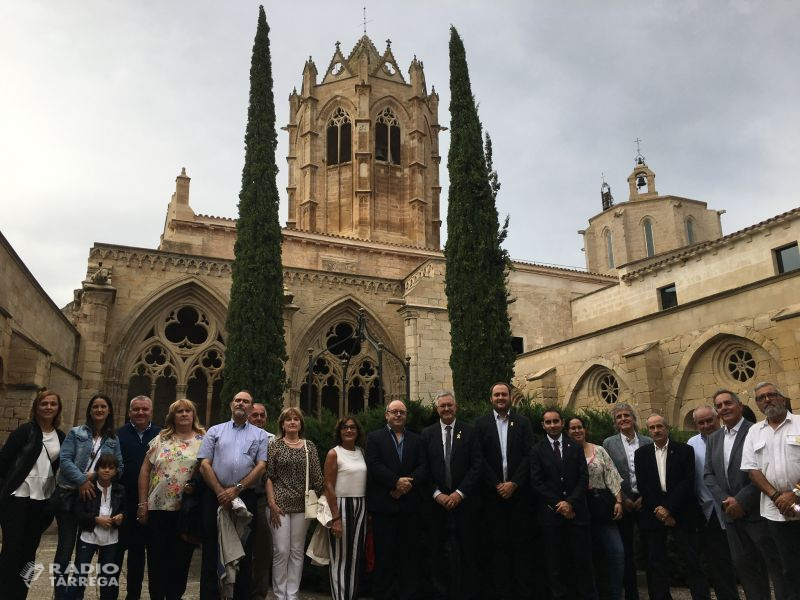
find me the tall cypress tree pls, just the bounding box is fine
[221,6,287,418]
[445,27,515,406]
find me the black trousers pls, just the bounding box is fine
[617,508,646,600]
[0,496,54,600]
[642,525,710,600]
[542,520,597,600]
[699,513,739,600]
[767,519,800,599]
[114,496,147,600]
[424,502,479,600]
[726,517,788,600]
[200,488,256,600]
[481,492,533,600]
[370,510,421,600]
[145,510,195,600]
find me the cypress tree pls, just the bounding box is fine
[221,6,287,418]
[444,27,515,406]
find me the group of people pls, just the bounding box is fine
[0,380,797,600]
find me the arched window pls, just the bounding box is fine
[685,217,696,244]
[604,229,615,269]
[326,108,352,165]
[375,107,400,165]
[643,218,655,257]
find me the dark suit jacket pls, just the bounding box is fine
[602,432,653,498]
[530,435,590,525]
[634,438,703,530]
[473,411,533,494]
[703,419,761,523]
[365,426,426,514]
[421,420,482,501]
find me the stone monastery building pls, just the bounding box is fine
[1,35,799,438]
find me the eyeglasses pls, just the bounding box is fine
[387,409,407,416]
[340,425,358,431]
[755,392,782,402]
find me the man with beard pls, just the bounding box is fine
[741,382,800,595]
[197,391,269,600]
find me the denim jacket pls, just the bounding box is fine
[56,425,124,488]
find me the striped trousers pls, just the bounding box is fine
[328,496,366,600]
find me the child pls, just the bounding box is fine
[67,453,126,600]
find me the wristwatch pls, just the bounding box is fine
[235,483,244,492]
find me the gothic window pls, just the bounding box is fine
[598,373,620,404]
[727,349,756,382]
[326,108,352,165]
[604,229,615,269]
[126,304,225,426]
[375,107,401,165]
[685,217,696,245]
[643,218,655,257]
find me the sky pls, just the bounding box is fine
[2,0,799,307]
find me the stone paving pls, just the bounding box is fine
[25,532,726,599]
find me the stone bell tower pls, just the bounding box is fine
[285,36,442,249]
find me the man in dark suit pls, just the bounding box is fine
[421,391,482,600]
[474,382,534,600]
[603,402,653,600]
[634,414,710,600]
[704,389,789,600]
[365,399,426,600]
[530,408,596,600]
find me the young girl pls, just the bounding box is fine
[68,454,126,600]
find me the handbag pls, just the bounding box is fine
[303,441,318,520]
[587,487,616,522]
[305,522,330,566]
[49,485,77,515]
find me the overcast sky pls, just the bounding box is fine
[2,0,799,307]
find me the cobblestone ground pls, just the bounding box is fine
[26,532,729,599]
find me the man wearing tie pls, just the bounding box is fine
[687,406,739,600]
[474,382,534,600]
[365,399,426,600]
[704,389,789,600]
[530,408,596,600]
[421,392,482,600]
[634,414,710,600]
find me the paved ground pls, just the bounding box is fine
[26,532,728,599]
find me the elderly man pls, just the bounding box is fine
[198,391,269,600]
[420,392,482,600]
[705,389,789,600]
[365,399,426,600]
[603,402,653,600]
[634,414,710,600]
[474,382,534,600]
[247,402,276,600]
[115,395,161,600]
[687,406,739,600]
[741,382,800,595]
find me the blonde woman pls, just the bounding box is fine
[267,407,323,600]
[138,399,205,600]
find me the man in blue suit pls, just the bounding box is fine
[421,392,482,600]
[365,399,426,600]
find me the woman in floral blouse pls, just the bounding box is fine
[267,406,323,600]
[138,399,205,600]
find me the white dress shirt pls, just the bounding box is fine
[654,441,669,493]
[622,433,642,493]
[494,410,509,481]
[723,417,744,477]
[433,420,464,499]
[688,433,723,526]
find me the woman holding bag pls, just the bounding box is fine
[567,416,625,600]
[323,415,367,600]
[52,393,123,600]
[0,389,66,600]
[266,406,323,600]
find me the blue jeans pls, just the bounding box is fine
[66,540,119,600]
[592,520,625,600]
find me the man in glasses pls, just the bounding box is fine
[365,400,426,600]
[741,381,800,594]
[603,403,653,600]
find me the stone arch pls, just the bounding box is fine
[108,277,229,425]
[370,96,411,123]
[564,358,635,412]
[668,325,783,426]
[289,296,402,415]
[317,96,359,127]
